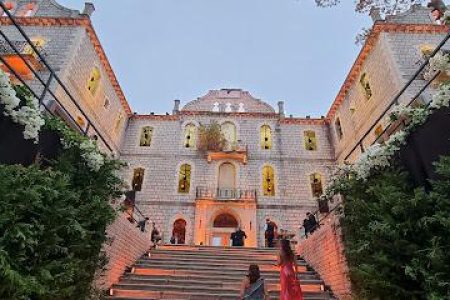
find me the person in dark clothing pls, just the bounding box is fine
[150,222,162,249]
[231,227,247,247]
[137,217,149,232]
[307,212,318,234]
[265,218,276,248]
[302,217,311,238]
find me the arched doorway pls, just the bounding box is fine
[218,163,236,199]
[172,219,186,244]
[211,213,238,246]
[221,122,237,150]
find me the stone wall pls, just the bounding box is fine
[96,212,151,290]
[296,213,352,300]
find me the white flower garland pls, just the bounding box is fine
[0,69,44,143]
[423,51,450,81]
[0,69,105,171]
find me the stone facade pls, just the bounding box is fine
[1,1,447,248]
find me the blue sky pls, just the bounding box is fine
[59,0,372,116]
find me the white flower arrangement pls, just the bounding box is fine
[423,51,450,80]
[0,69,44,143]
[79,140,105,172]
[430,81,450,109]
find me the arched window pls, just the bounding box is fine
[76,115,86,129]
[178,164,191,194]
[87,67,101,96]
[213,213,238,228]
[359,72,372,100]
[16,2,38,17]
[139,126,153,147]
[184,124,196,149]
[335,118,343,140]
[310,173,323,198]
[1,1,17,16]
[132,168,145,191]
[221,122,237,150]
[22,37,46,58]
[260,125,272,150]
[262,165,275,196]
[374,124,383,139]
[304,130,317,151]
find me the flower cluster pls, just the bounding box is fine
[0,69,44,143]
[431,81,450,109]
[423,51,450,80]
[79,140,105,172]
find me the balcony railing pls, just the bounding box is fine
[196,186,257,201]
[206,141,248,164]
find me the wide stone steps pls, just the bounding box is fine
[109,245,334,300]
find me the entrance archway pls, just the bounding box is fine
[218,163,236,199]
[211,213,239,246]
[172,219,186,244]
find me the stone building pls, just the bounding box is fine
[1,0,448,247]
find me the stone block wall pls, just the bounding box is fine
[296,213,352,300]
[96,212,151,290]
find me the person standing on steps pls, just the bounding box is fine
[307,212,318,234]
[265,218,277,248]
[150,222,162,249]
[278,239,304,300]
[240,264,269,300]
[231,226,247,247]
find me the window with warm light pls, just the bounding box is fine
[131,168,145,191]
[87,67,101,96]
[184,124,196,149]
[76,116,86,128]
[359,72,373,100]
[335,118,343,140]
[374,124,383,139]
[310,173,323,198]
[304,130,317,151]
[262,165,275,196]
[178,164,191,194]
[22,37,46,58]
[139,126,153,147]
[260,125,272,150]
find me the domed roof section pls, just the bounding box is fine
[181,89,275,114]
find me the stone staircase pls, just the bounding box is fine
[108,245,334,300]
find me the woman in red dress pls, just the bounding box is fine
[278,239,304,300]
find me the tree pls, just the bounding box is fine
[314,0,426,16]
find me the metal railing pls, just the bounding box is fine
[343,26,450,162]
[0,2,114,152]
[196,186,257,201]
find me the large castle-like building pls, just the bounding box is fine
[1,0,447,247]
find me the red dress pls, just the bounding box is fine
[280,261,304,300]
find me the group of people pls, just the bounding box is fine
[240,239,303,300]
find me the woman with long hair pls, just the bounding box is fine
[240,264,269,300]
[278,239,304,300]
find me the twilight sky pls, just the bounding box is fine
[59,0,372,116]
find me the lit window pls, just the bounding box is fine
[260,125,272,150]
[16,2,38,17]
[22,37,46,58]
[262,165,275,196]
[310,173,323,198]
[1,1,16,16]
[335,118,343,140]
[87,67,101,96]
[178,164,191,194]
[304,130,317,151]
[114,113,124,133]
[76,116,86,128]
[103,97,110,109]
[184,124,196,149]
[359,73,372,100]
[139,126,153,147]
[131,168,145,191]
[374,124,383,139]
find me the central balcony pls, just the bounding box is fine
[206,141,248,164]
[196,186,257,201]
